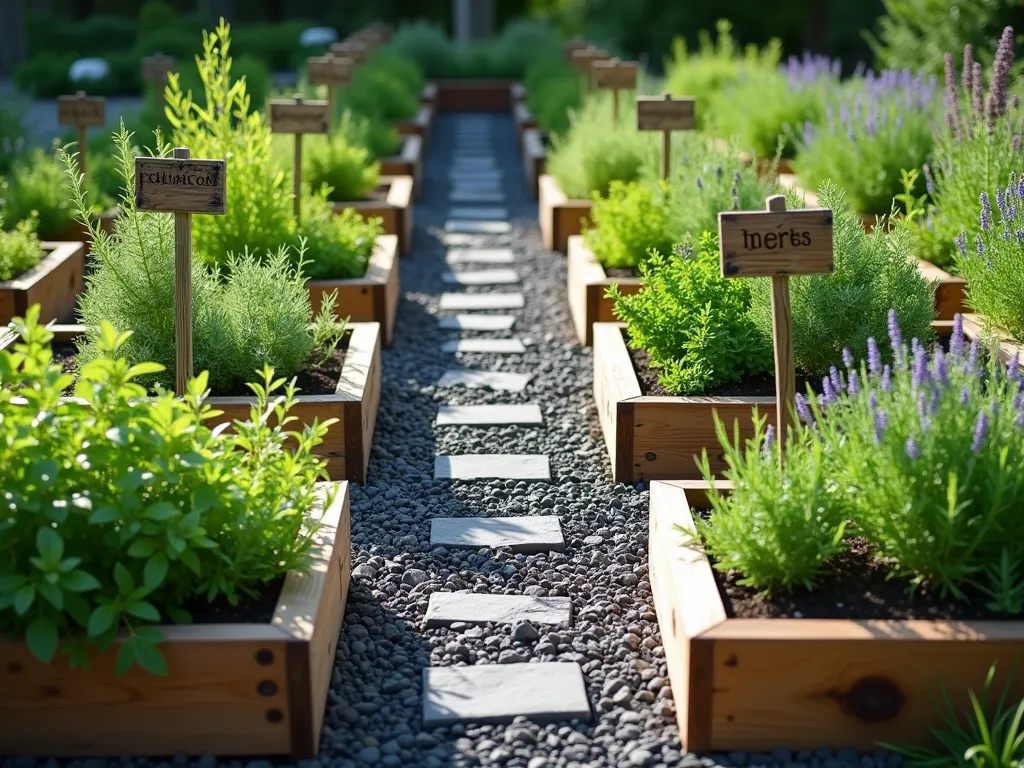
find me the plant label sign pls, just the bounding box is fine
[636,93,696,179]
[269,96,329,221]
[57,92,106,127]
[307,55,352,86]
[719,196,835,466]
[135,149,227,397]
[141,52,176,89]
[563,36,590,61]
[571,47,610,78]
[591,59,639,125]
[330,41,367,64]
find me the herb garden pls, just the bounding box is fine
[3,0,1024,764]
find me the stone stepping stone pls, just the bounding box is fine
[436,404,542,426]
[450,178,502,190]
[449,168,503,178]
[423,663,590,727]
[441,268,519,285]
[452,155,496,164]
[445,248,515,264]
[441,338,526,354]
[449,190,506,203]
[438,314,516,331]
[436,368,531,391]
[445,220,512,235]
[435,454,550,481]
[431,515,564,552]
[425,593,571,628]
[447,206,509,220]
[439,292,523,310]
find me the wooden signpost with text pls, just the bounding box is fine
[591,58,638,126]
[58,91,105,182]
[330,40,367,65]
[571,47,610,92]
[718,195,834,465]
[135,149,226,396]
[307,54,352,135]
[563,36,590,61]
[141,52,176,92]
[269,95,330,222]
[636,93,696,180]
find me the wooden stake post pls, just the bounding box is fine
[307,54,352,135]
[590,58,638,126]
[718,196,834,465]
[57,91,105,182]
[141,52,176,92]
[135,149,226,396]
[269,95,330,222]
[636,93,696,180]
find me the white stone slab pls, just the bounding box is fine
[439,292,524,310]
[452,148,493,156]
[436,404,542,426]
[445,248,515,264]
[438,314,516,331]
[442,268,519,285]
[449,189,505,202]
[434,454,550,480]
[425,593,571,627]
[447,206,509,220]
[436,368,532,391]
[431,515,564,552]
[452,156,496,165]
[441,338,527,354]
[449,168,503,178]
[445,220,512,235]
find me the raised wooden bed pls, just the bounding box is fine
[961,313,1024,365]
[0,241,85,326]
[593,322,773,483]
[21,323,382,483]
[539,173,592,254]
[379,135,423,199]
[0,481,351,757]
[567,235,641,346]
[522,128,546,200]
[309,235,399,347]
[737,149,794,176]
[649,478,1024,751]
[395,104,433,148]
[433,79,515,112]
[332,175,414,256]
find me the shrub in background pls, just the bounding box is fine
[386,22,453,79]
[793,68,938,217]
[525,58,581,136]
[0,215,43,282]
[341,58,421,123]
[275,132,380,203]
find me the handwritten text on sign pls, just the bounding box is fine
[57,96,106,127]
[717,209,834,277]
[135,157,227,214]
[307,55,352,85]
[636,96,696,131]
[269,99,330,134]
[591,61,639,90]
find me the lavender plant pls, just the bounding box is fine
[955,175,1024,343]
[915,29,1024,269]
[695,312,1024,608]
[793,68,939,217]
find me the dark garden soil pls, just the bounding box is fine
[52,342,79,396]
[181,575,286,625]
[604,266,639,279]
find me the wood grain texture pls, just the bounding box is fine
[331,176,414,255]
[719,208,834,277]
[591,60,639,90]
[395,105,434,147]
[571,47,611,75]
[269,98,330,135]
[592,323,642,482]
[379,135,423,198]
[636,94,696,132]
[433,80,514,112]
[566,236,640,346]
[306,55,352,86]
[915,257,966,320]
[171,149,193,396]
[329,41,366,64]
[135,155,227,215]
[0,241,85,325]
[58,93,105,127]
[0,484,350,758]
[538,174,592,253]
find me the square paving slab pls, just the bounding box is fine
[439,292,524,310]
[447,206,509,220]
[425,593,571,628]
[423,663,590,727]
[445,248,515,264]
[445,220,512,235]
[441,338,526,354]
[448,190,506,203]
[430,515,564,552]
[436,368,532,391]
[434,454,550,480]
[437,314,516,331]
[452,156,497,165]
[436,404,542,426]
[441,268,520,285]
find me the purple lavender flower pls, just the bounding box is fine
[762,423,775,458]
[980,192,993,230]
[842,347,854,369]
[997,186,1008,219]
[874,409,888,444]
[867,337,881,375]
[977,236,986,255]
[803,120,814,145]
[944,52,963,140]
[869,390,879,411]
[1009,353,1020,380]
[1017,175,1024,200]
[848,370,860,397]
[968,337,980,372]
[1016,410,1024,429]
[960,386,971,405]
[972,410,989,453]
[906,435,919,460]
[934,347,948,385]
[923,163,936,195]
[951,314,965,357]
[822,375,836,404]
[912,347,929,388]
[881,365,892,392]
[829,366,842,394]
[917,391,930,432]
[988,26,1016,127]
[887,310,903,355]
[795,393,813,424]
[962,44,974,95]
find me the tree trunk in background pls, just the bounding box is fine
[454,0,495,42]
[0,0,27,78]
[807,0,828,53]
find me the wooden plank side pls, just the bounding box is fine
[567,236,641,345]
[522,129,545,199]
[915,256,966,320]
[386,175,415,255]
[592,322,642,482]
[337,322,380,483]
[3,242,85,325]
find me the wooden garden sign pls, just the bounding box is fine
[563,36,589,61]
[269,95,330,222]
[591,58,638,126]
[571,47,610,91]
[57,91,105,181]
[141,52,176,91]
[718,195,834,465]
[307,54,352,134]
[636,93,696,180]
[330,40,367,65]
[135,148,227,396]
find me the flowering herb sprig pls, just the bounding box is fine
[793,68,938,217]
[696,311,1024,608]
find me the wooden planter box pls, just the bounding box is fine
[962,314,1024,365]
[380,135,423,199]
[0,241,85,326]
[395,104,433,148]
[522,128,546,200]
[593,322,773,483]
[567,236,641,346]
[649,478,1024,751]
[55,207,118,245]
[539,174,592,254]
[0,482,352,758]
[433,79,515,112]
[333,175,414,256]
[309,235,399,347]
[23,323,382,483]
[737,149,794,176]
